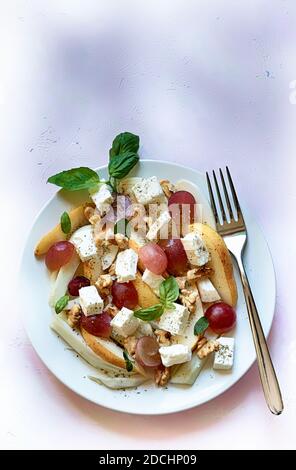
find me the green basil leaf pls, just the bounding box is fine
[159,276,179,307]
[60,211,71,234]
[55,295,70,314]
[194,316,209,335]
[109,132,139,159]
[108,152,139,180]
[134,304,164,321]
[48,167,100,191]
[123,350,134,372]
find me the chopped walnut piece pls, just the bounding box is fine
[95,274,113,298]
[108,262,116,276]
[175,276,187,290]
[197,339,220,359]
[155,329,171,346]
[104,304,118,318]
[155,366,171,387]
[84,205,95,221]
[67,305,82,328]
[179,287,199,313]
[123,336,138,357]
[160,179,175,198]
[114,233,129,250]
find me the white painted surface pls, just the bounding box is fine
[1,0,295,450]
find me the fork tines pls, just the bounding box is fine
[206,167,244,228]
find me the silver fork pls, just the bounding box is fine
[206,167,283,415]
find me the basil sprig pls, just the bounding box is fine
[159,276,179,309]
[109,132,139,159]
[48,167,100,191]
[194,316,209,335]
[123,350,134,372]
[55,295,70,314]
[108,152,139,179]
[60,211,71,234]
[47,132,139,192]
[134,277,179,321]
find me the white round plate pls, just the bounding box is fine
[20,160,276,415]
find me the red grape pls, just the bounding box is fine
[45,241,75,271]
[135,336,162,368]
[139,243,168,275]
[111,281,138,309]
[158,238,188,276]
[168,190,196,225]
[68,276,90,296]
[81,312,112,337]
[205,302,236,334]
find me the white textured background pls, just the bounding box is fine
[1,0,296,449]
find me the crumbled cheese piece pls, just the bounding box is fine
[158,303,190,336]
[197,278,220,303]
[146,210,171,241]
[213,337,234,370]
[159,344,192,367]
[71,225,98,262]
[79,285,104,316]
[90,183,113,216]
[132,176,164,205]
[110,307,140,338]
[115,248,138,282]
[181,232,209,266]
[142,269,164,296]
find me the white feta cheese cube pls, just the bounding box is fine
[213,337,234,370]
[142,269,164,296]
[197,278,220,303]
[159,344,192,367]
[158,303,190,336]
[71,225,98,262]
[65,297,80,310]
[132,176,164,205]
[110,307,140,338]
[181,232,209,266]
[79,285,104,316]
[146,210,171,241]
[115,248,138,283]
[101,244,119,270]
[90,183,113,216]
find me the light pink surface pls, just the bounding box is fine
[1,0,296,449]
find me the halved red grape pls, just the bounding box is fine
[111,281,138,309]
[139,243,168,275]
[168,190,196,225]
[68,276,90,296]
[81,312,112,337]
[205,302,236,334]
[45,241,75,271]
[158,238,188,276]
[135,336,162,368]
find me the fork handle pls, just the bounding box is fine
[236,256,283,415]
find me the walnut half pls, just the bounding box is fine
[155,329,171,346]
[95,274,113,298]
[67,305,82,328]
[196,338,220,359]
[155,366,171,387]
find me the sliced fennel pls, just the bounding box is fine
[50,313,130,374]
[88,372,148,390]
[49,252,80,306]
[170,353,207,385]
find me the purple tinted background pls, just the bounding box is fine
[1,0,295,449]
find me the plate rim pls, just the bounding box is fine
[20,159,276,415]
